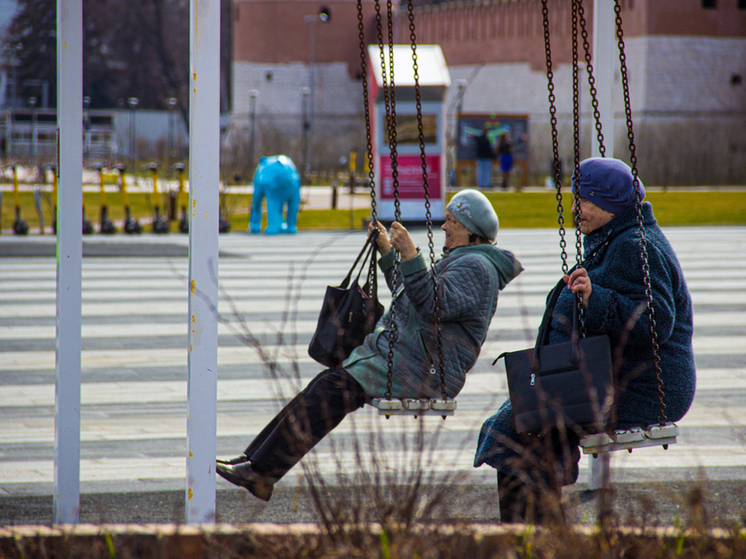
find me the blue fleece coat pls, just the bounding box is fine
[345,244,523,399]
[474,203,696,485]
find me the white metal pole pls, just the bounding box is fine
[589,0,616,491]
[592,0,615,159]
[54,0,83,525]
[186,0,220,524]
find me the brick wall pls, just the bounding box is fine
[224,0,746,184]
[232,0,395,76]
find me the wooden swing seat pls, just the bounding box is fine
[370,397,457,419]
[580,422,679,457]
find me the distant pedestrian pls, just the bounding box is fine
[497,132,514,190]
[475,126,495,189]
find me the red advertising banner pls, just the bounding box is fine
[380,155,441,200]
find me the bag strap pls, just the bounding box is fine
[363,232,379,299]
[493,279,564,366]
[535,279,565,348]
[493,276,583,367]
[533,278,582,367]
[341,229,379,289]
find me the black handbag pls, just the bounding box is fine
[496,279,614,435]
[308,230,385,368]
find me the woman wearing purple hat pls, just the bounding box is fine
[475,157,696,524]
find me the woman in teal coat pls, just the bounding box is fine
[218,190,523,502]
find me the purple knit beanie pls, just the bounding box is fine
[572,157,645,215]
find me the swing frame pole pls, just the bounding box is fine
[185,0,221,524]
[592,0,615,159]
[54,0,83,525]
[588,0,616,491]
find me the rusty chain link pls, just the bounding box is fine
[372,0,402,399]
[541,0,569,275]
[356,0,377,224]
[614,0,666,425]
[406,0,447,400]
[571,0,587,336]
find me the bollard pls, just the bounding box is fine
[143,162,170,234]
[9,164,29,235]
[170,162,189,233]
[219,185,231,233]
[349,149,357,194]
[41,164,58,234]
[114,164,142,234]
[92,164,116,234]
[34,185,44,234]
[331,180,338,210]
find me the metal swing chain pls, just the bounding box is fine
[386,0,401,227]
[406,0,447,400]
[571,0,587,337]
[614,0,666,425]
[541,0,569,275]
[576,0,606,156]
[373,0,401,400]
[356,0,380,300]
[374,0,394,178]
[357,0,377,224]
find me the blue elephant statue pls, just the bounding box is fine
[250,155,301,235]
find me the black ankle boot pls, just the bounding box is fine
[216,454,249,465]
[497,471,528,523]
[497,471,565,525]
[216,461,275,502]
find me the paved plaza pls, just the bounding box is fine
[1,226,745,525]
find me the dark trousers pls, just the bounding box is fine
[243,367,370,481]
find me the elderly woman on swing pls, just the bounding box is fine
[217,190,523,502]
[474,157,696,524]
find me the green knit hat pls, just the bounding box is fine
[446,189,499,242]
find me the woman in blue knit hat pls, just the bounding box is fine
[474,157,696,524]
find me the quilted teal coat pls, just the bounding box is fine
[344,244,522,399]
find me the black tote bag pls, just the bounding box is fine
[496,279,614,435]
[308,230,385,368]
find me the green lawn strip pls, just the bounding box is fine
[481,191,746,228]
[642,191,746,226]
[2,190,744,233]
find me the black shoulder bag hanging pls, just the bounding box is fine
[308,230,385,368]
[496,279,614,435]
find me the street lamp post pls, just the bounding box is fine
[451,79,467,187]
[28,96,37,159]
[248,90,258,175]
[128,97,139,185]
[303,8,330,186]
[83,96,91,162]
[167,97,177,164]
[300,87,310,185]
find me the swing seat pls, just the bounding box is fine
[370,397,456,418]
[580,422,679,457]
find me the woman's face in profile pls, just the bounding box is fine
[573,196,615,234]
[441,211,471,251]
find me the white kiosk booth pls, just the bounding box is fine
[368,45,450,223]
